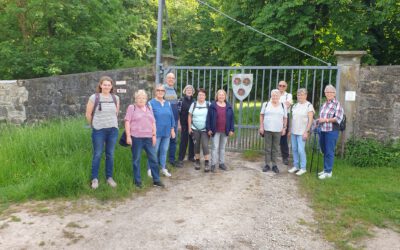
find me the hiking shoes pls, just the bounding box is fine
[283,158,289,165]
[219,163,227,171]
[135,182,143,189]
[296,169,307,176]
[107,177,117,188]
[288,167,299,173]
[272,165,279,174]
[194,159,201,170]
[176,161,184,168]
[210,165,216,173]
[262,165,271,172]
[318,172,332,180]
[153,181,165,188]
[91,178,99,189]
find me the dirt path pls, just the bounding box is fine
[0,152,333,249]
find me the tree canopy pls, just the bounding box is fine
[0,0,399,79]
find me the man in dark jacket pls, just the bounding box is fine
[176,85,195,167]
[206,90,235,172]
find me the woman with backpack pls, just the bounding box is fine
[206,89,235,172]
[317,84,344,180]
[188,88,210,171]
[259,89,288,174]
[85,76,119,189]
[287,88,315,176]
[124,90,164,188]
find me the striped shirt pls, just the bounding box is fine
[319,98,344,132]
[89,94,119,130]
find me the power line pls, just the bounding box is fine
[195,0,331,66]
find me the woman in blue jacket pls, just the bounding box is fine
[206,89,235,172]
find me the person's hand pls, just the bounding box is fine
[229,131,234,137]
[287,131,291,137]
[302,132,308,141]
[171,129,176,139]
[207,131,212,136]
[178,123,181,132]
[189,128,193,134]
[285,100,291,108]
[318,118,326,124]
[281,129,286,136]
[259,127,264,136]
[152,136,156,146]
[126,136,132,145]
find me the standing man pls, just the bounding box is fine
[164,72,179,166]
[278,80,293,165]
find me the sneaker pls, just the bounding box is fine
[107,177,117,188]
[91,178,99,189]
[189,158,196,163]
[135,182,142,189]
[296,169,307,176]
[272,165,279,174]
[176,161,184,168]
[162,168,171,177]
[318,172,332,180]
[210,165,216,173]
[318,171,325,176]
[147,169,152,178]
[262,165,271,172]
[288,167,299,173]
[219,163,227,171]
[283,158,289,165]
[153,181,165,188]
[194,159,201,170]
[169,161,176,167]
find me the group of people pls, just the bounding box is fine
[85,73,235,189]
[260,81,344,180]
[85,75,344,189]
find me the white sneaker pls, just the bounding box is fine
[107,177,117,188]
[162,168,171,177]
[318,172,332,179]
[318,171,325,176]
[296,169,307,176]
[147,169,152,178]
[91,178,99,189]
[288,167,299,173]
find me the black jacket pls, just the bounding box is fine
[177,96,194,129]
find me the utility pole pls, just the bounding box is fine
[155,0,164,85]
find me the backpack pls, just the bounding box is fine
[92,93,117,116]
[192,101,210,114]
[261,101,285,114]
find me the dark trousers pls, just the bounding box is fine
[280,117,289,160]
[178,126,194,161]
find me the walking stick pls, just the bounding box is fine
[309,120,318,173]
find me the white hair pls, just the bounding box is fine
[324,84,336,93]
[271,89,281,96]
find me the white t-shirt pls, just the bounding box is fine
[291,101,315,135]
[279,92,293,113]
[260,102,287,132]
[189,101,208,130]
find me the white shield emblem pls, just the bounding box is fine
[232,74,253,101]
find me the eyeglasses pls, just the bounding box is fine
[278,85,287,88]
[156,89,165,92]
[325,91,335,94]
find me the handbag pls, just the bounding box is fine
[119,130,130,147]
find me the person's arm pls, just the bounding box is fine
[259,103,265,135]
[282,117,287,136]
[85,100,94,126]
[303,111,314,140]
[125,120,132,145]
[116,96,120,116]
[152,122,157,146]
[206,106,212,136]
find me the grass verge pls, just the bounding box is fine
[299,158,400,249]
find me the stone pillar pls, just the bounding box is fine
[334,51,366,141]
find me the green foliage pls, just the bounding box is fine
[0,118,157,205]
[346,138,400,168]
[300,159,400,248]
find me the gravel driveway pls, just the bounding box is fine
[0,152,332,250]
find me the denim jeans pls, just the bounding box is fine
[148,136,170,169]
[131,137,160,184]
[91,127,118,180]
[319,130,339,173]
[211,132,228,166]
[291,134,307,170]
[280,118,290,160]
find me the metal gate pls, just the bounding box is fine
[163,66,340,151]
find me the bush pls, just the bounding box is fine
[346,138,400,167]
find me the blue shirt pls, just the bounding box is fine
[149,98,175,137]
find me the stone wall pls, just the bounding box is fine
[357,66,400,141]
[0,67,154,125]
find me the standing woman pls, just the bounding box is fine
[148,84,176,177]
[288,88,314,176]
[124,90,164,188]
[259,89,288,174]
[317,84,344,179]
[176,85,195,167]
[85,76,119,189]
[188,88,210,171]
[206,89,235,172]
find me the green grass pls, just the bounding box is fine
[0,117,156,207]
[299,158,400,249]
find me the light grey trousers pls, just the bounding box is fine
[211,132,228,166]
[264,131,281,166]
